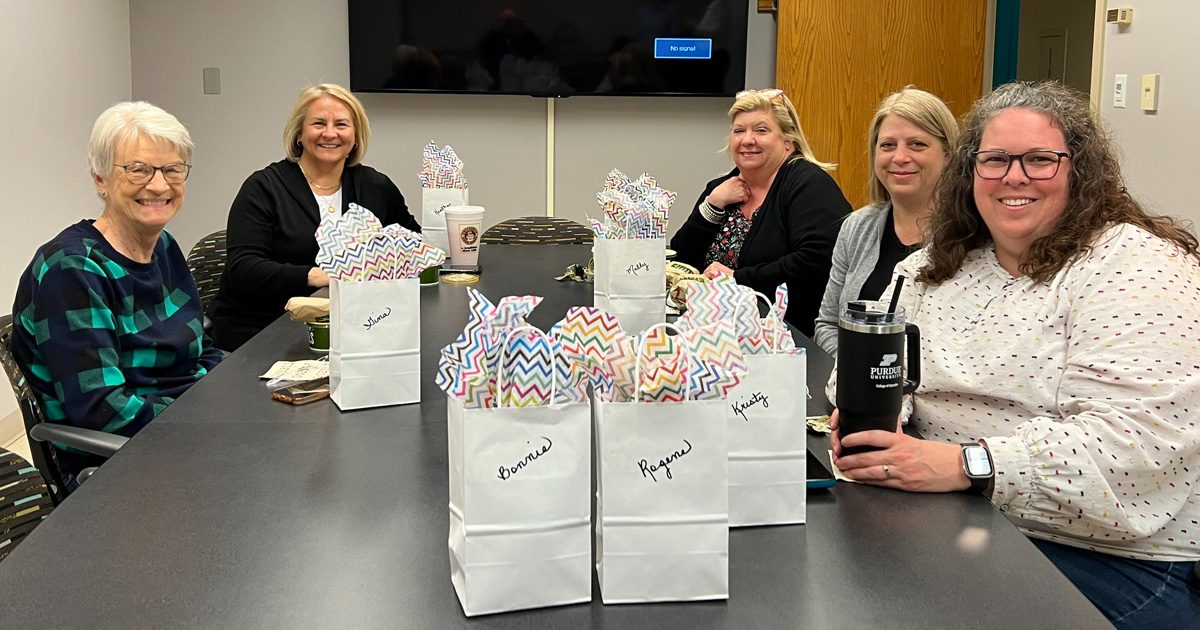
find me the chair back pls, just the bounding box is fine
[0,315,68,504]
[481,217,594,245]
[185,230,227,316]
[0,446,54,563]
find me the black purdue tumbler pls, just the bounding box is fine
[836,301,921,456]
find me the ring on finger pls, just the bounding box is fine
[883,463,891,478]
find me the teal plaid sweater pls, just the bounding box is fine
[12,221,223,454]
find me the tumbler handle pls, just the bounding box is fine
[902,323,921,395]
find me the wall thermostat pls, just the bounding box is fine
[1106,8,1133,24]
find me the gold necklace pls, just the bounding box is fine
[299,163,340,190]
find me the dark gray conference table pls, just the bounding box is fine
[0,244,1111,629]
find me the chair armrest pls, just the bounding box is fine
[28,423,128,458]
[76,467,99,485]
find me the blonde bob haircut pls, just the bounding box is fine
[88,101,193,187]
[283,84,371,166]
[866,87,959,206]
[728,91,836,172]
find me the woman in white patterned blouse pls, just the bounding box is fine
[830,81,1200,628]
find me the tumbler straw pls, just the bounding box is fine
[887,275,906,315]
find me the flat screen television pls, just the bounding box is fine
[348,0,749,97]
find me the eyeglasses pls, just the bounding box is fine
[735,88,784,101]
[115,162,192,185]
[972,150,1069,180]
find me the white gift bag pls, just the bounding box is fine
[594,323,729,604]
[329,277,421,410]
[422,187,468,254]
[592,236,667,334]
[448,327,592,616]
[727,294,808,527]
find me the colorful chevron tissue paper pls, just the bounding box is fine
[315,203,446,281]
[419,141,467,189]
[438,288,580,409]
[589,169,673,240]
[437,292,747,408]
[679,276,800,355]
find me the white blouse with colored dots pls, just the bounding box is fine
[887,223,1200,561]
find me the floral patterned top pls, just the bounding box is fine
[704,206,760,269]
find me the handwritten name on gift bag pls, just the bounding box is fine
[725,292,808,527]
[329,277,421,409]
[593,236,667,334]
[594,323,729,604]
[447,327,592,616]
[421,187,467,254]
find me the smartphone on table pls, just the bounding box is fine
[807,457,837,489]
[271,377,330,405]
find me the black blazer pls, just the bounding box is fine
[669,158,850,337]
[211,159,420,351]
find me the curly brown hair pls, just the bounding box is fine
[918,81,1198,284]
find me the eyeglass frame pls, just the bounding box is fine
[971,149,1070,180]
[735,88,784,101]
[114,162,192,184]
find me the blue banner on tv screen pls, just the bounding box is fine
[654,38,713,60]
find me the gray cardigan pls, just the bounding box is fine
[813,203,892,355]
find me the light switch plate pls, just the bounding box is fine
[1114,74,1127,108]
[1140,74,1159,111]
[203,67,221,95]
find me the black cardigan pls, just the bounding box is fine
[669,158,850,337]
[211,159,420,351]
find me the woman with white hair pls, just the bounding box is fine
[11,101,224,484]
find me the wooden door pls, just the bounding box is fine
[777,0,988,208]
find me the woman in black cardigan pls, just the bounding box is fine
[670,89,850,337]
[211,84,420,351]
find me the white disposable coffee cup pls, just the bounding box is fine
[443,206,485,267]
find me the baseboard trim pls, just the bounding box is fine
[0,408,23,447]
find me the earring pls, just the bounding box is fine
[97,189,106,197]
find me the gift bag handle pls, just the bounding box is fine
[731,287,788,354]
[632,322,694,404]
[748,289,789,353]
[495,325,559,407]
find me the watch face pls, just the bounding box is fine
[963,446,993,477]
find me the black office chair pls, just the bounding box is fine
[185,229,227,334]
[481,217,594,245]
[0,314,127,504]
[0,446,55,563]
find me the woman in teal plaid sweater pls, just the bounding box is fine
[11,102,223,481]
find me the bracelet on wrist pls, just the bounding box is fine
[699,201,727,224]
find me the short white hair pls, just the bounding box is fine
[88,101,194,179]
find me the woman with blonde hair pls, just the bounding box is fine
[212,84,420,351]
[670,88,850,335]
[813,87,958,354]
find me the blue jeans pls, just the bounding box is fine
[1033,538,1200,629]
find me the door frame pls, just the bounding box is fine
[982,0,1108,108]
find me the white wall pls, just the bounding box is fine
[128,0,776,250]
[1016,0,1094,93]
[1099,1,1199,230]
[0,0,132,421]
